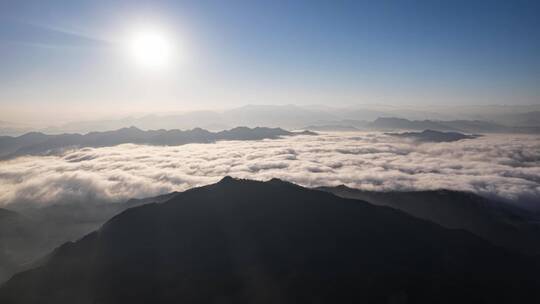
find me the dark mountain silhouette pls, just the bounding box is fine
[293,130,318,135]
[386,129,480,142]
[0,127,307,159]
[0,192,181,285]
[0,208,19,220]
[1,178,538,303]
[0,132,50,158]
[319,186,540,254]
[0,209,41,283]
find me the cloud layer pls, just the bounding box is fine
[1,132,539,207]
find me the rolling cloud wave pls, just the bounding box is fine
[1,132,539,207]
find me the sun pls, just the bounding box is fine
[128,28,174,69]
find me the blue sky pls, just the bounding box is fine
[0,0,539,122]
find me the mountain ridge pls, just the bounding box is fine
[319,185,540,254]
[0,126,310,159]
[367,117,540,133]
[385,129,481,142]
[1,177,538,303]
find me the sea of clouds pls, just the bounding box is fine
[0,132,539,208]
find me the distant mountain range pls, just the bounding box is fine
[0,117,540,159]
[34,104,450,134]
[1,178,538,303]
[3,104,540,136]
[300,116,539,134]
[0,127,311,159]
[365,117,540,133]
[386,129,481,142]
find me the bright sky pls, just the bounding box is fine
[0,0,539,123]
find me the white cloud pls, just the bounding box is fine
[0,132,539,207]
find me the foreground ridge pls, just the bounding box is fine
[0,178,538,303]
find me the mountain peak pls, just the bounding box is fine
[218,176,237,183]
[2,178,538,303]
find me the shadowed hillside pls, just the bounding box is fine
[0,209,39,283]
[1,178,538,303]
[0,192,179,284]
[319,186,540,254]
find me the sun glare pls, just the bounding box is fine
[128,29,174,69]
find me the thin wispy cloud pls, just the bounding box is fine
[0,20,111,49]
[0,133,539,207]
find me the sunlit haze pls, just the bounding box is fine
[0,1,539,126]
[127,28,175,69]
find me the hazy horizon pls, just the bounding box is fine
[2,103,540,135]
[1,1,539,125]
